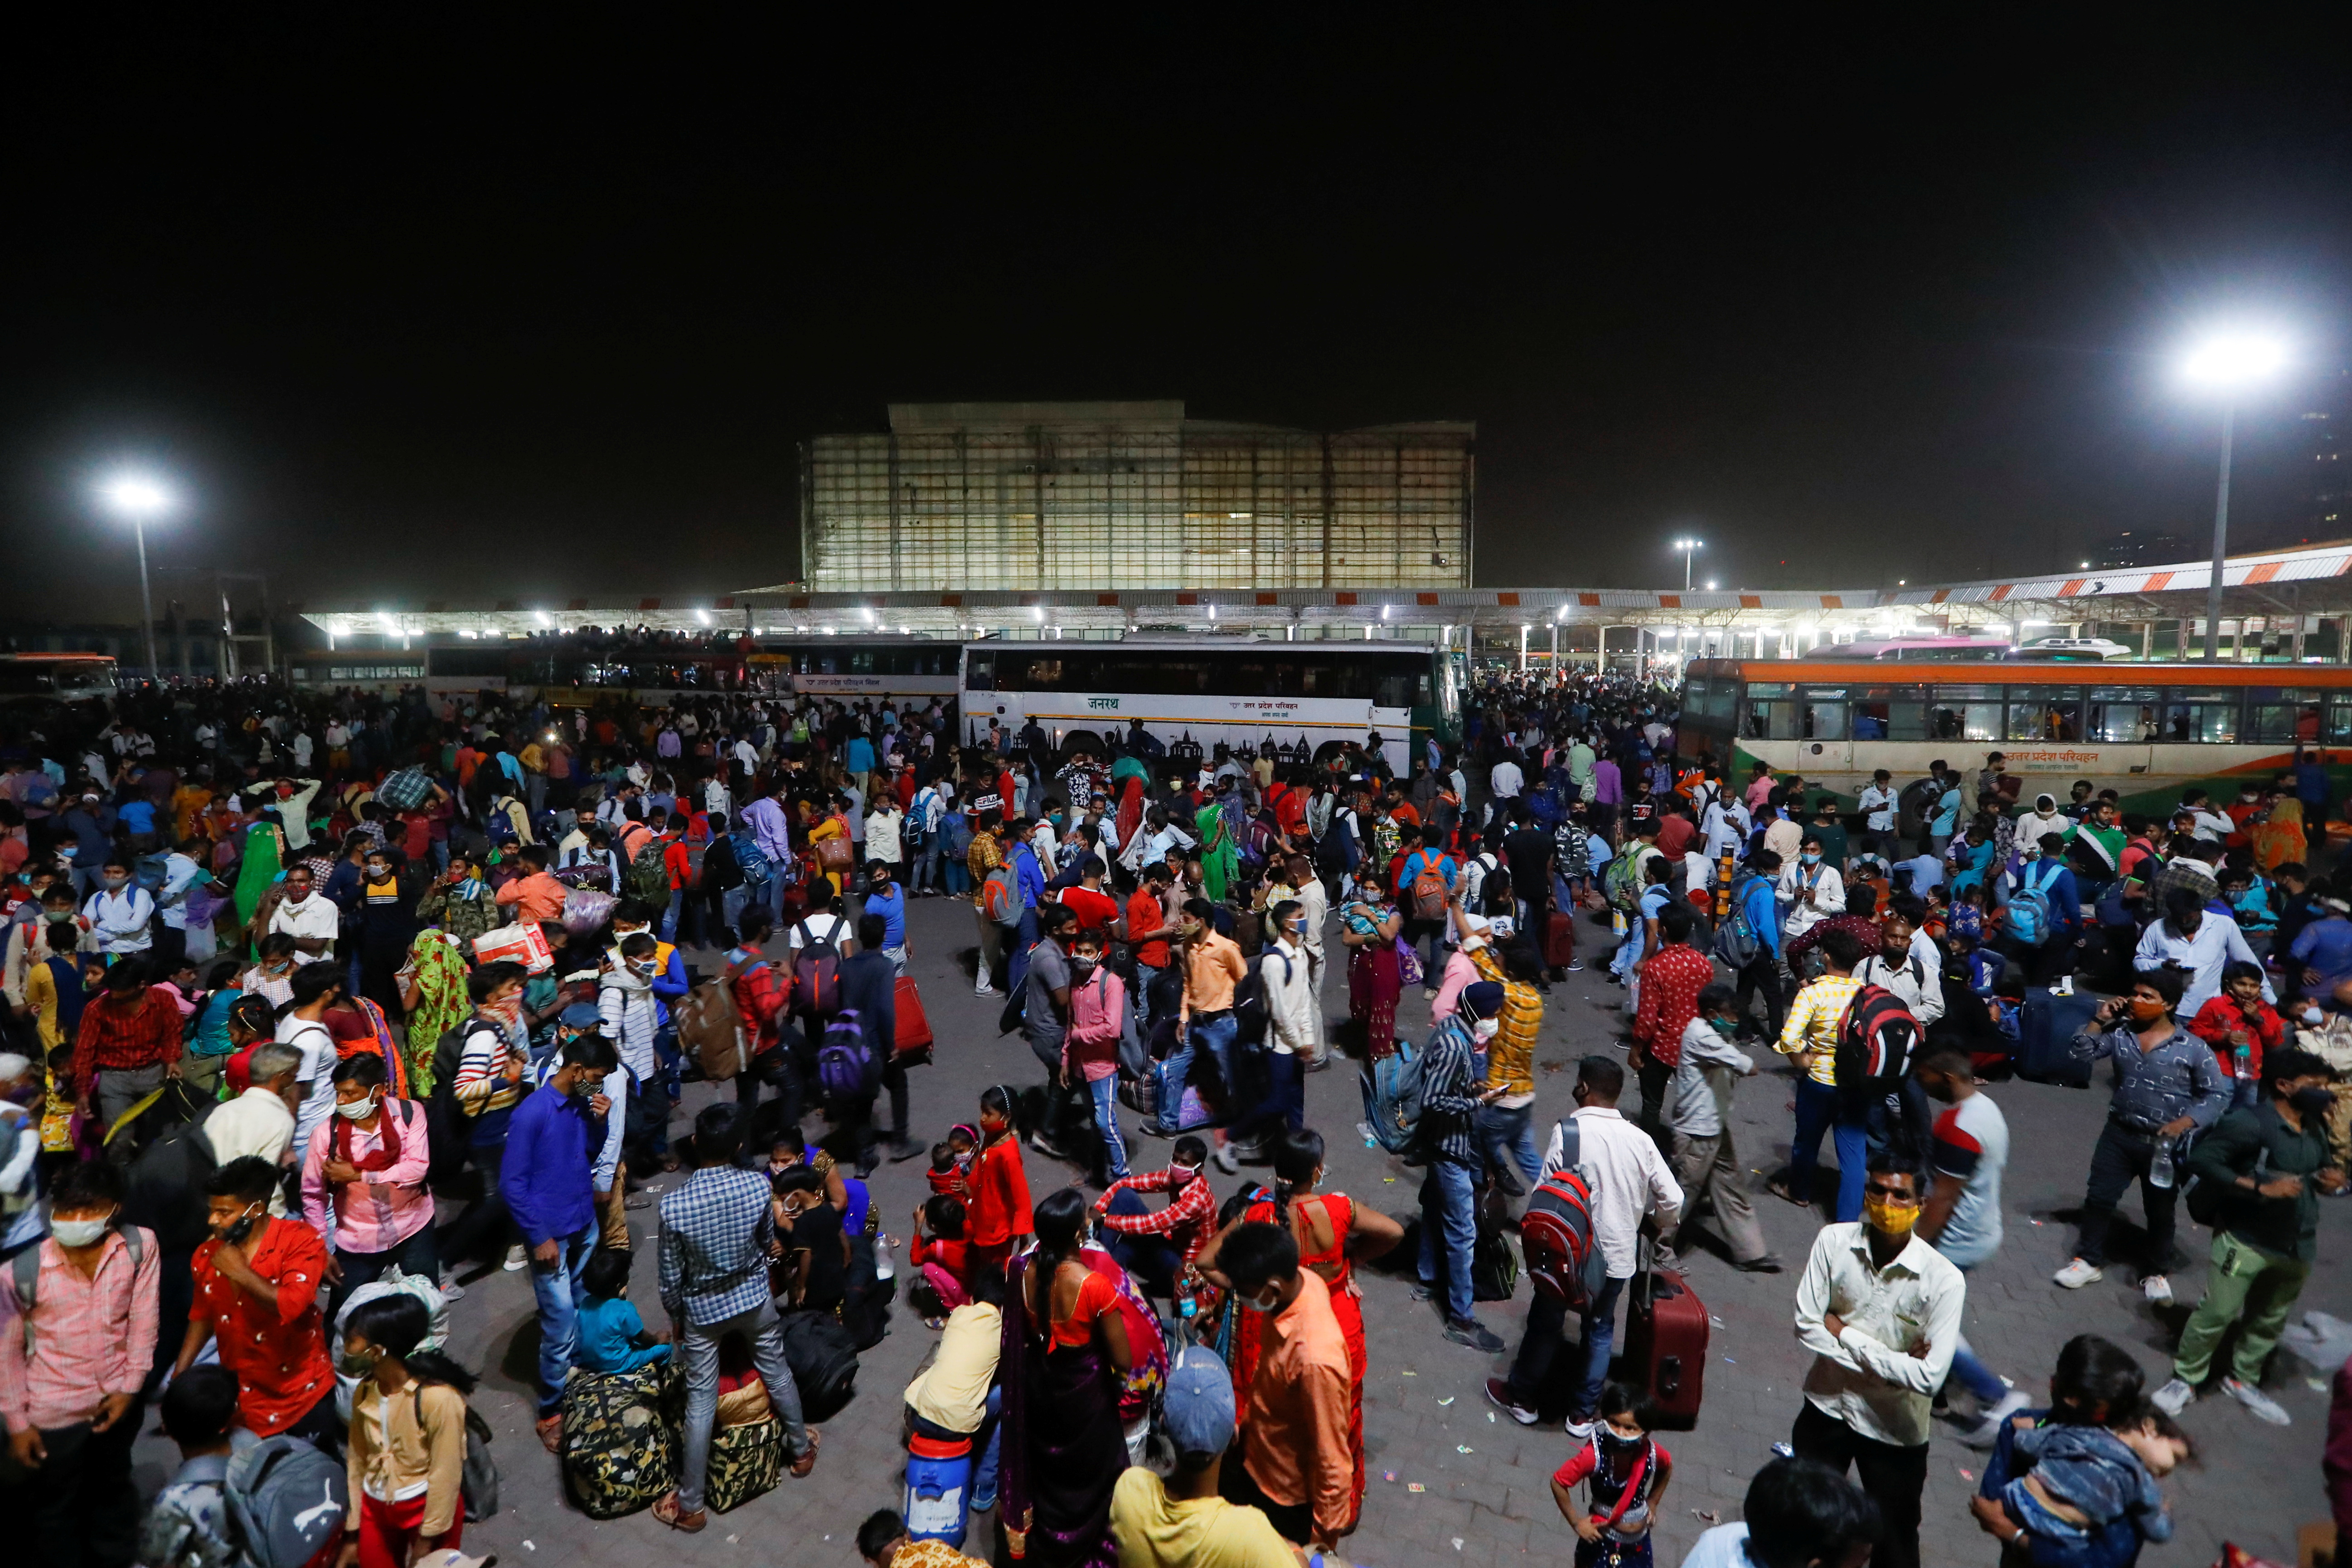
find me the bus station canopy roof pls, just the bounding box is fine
[298,538,2352,641]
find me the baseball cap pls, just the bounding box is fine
[1161,1346,1237,1457]
[558,1001,602,1030]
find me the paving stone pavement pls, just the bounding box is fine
[134,897,2350,1567]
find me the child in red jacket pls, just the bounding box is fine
[2186,960,2282,1109]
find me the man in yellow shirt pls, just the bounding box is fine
[1109,1345,1303,1568]
[1772,924,1869,1222]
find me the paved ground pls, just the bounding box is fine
[134,896,2350,1567]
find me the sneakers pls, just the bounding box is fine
[2150,1376,2195,1417]
[1563,961,1585,972]
[1212,1143,1240,1175]
[2052,1257,2105,1290]
[1957,1390,2032,1447]
[975,987,1005,998]
[437,1279,466,1303]
[1731,1254,1785,1274]
[1445,1317,1506,1354]
[503,1243,529,1272]
[2140,1274,2173,1305]
[2224,1377,2292,1426]
[1562,1415,1598,1443]
[1484,1376,1539,1426]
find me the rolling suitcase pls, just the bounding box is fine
[1622,1238,1707,1429]
[893,974,934,1062]
[2016,987,2100,1087]
[1543,909,1577,974]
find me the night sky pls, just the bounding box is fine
[8,18,2351,621]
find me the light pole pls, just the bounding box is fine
[1673,536,1702,592]
[98,472,177,682]
[2180,333,2287,661]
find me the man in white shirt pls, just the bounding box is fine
[2180,788,2235,845]
[1264,852,1328,1063]
[1700,791,1751,868]
[266,864,340,965]
[1487,753,1524,820]
[864,797,905,871]
[82,855,155,960]
[1776,835,1846,942]
[1788,1156,1964,1568]
[151,843,213,972]
[204,1042,305,1215]
[1486,1055,1680,1436]
[1857,769,1898,862]
[1853,913,1944,1027]
[2134,886,2272,1015]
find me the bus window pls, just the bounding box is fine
[2162,689,2240,744]
[965,652,995,691]
[2086,687,2162,743]
[1742,682,1795,740]
[2248,688,2327,745]
[1799,687,1848,741]
[2330,699,2352,745]
[1853,685,1926,741]
[1929,685,2003,742]
[2006,689,2081,743]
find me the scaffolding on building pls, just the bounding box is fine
[798,401,1474,592]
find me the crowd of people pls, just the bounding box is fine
[0,660,2344,1568]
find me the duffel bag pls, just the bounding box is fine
[704,1413,788,1513]
[561,1363,677,1519]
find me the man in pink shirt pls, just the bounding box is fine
[1745,762,1777,812]
[0,1159,160,1568]
[301,1052,439,1316]
[493,844,568,926]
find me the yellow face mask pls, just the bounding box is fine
[1863,1194,1922,1237]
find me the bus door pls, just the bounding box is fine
[1794,684,1855,778]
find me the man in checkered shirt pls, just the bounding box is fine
[653,1102,818,1532]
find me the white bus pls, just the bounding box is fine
[749,636,963,704]
[960,638,1462,772]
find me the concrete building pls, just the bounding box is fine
[796,400,1474,592]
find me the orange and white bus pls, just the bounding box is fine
[1678,658,2352,816]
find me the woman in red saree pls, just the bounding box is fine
[1193,1128,1403,1528]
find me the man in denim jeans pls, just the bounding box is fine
[500,1031,616,1453]
[655,1103,819,1532]
[1156,899,1246,1146]
[1415,981,1507,1352]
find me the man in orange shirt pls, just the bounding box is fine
[172,1156,338,1446]
[494,845,567,926]
[1217,1220,1352,1549]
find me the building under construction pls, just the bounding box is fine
[797,400,1475,592]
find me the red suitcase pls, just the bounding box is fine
[893,974,935,1062]
[1543,909,1577,973]
[1621,1240,1707,1428]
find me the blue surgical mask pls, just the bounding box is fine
[1801,852,1821,867]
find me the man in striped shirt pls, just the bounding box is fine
[1416,981,1507,1353]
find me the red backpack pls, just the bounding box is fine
[1833,984,1923,1121]
[1520,1120,1607,1310]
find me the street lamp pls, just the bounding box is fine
[2180,331,2289,660]
[1672,536,1703,592]
[97,471,177,681]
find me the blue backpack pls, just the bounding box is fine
[815,1009,874,1102]
[731,831,773,888]
[2005,860,2063,947]
[1357,1036,1427,1154]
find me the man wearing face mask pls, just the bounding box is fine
[302,1053,437,1317]
[503,1031,618,1453]
[1789,1154,1964,1568]
[1215,1220,1353,1552]
[82,853,155,962]
[175,1155,338,1447]
[2135,884,2272,1017]
[1415,981,1511,1353]
[267,862,340,967]
[2152,1047,2348,1426]
[0,1159,160,1568]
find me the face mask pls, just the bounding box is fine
[1240,1286,1282,1315]
[1071,955,1097,975]
[1472,1018,1500,1043]
[570,1076,603,1104]
[1862,1194,1921,1237]
[2303,1008,2325,1028]
[2291,1085,2336,1117]
[222,1202,263,1245]
[1800,853,1820,867]
[2128,996,2170,1024]
[334,1095,379,1121]
[52,1214,112,1248]
[102,875,128,890]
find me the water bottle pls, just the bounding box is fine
[875,1233,897,1281]
[1176,1274,1198,1320]
[2148,1147,2175,1190]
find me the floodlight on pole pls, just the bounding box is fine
[97,471,178,682]
[2179,330,2289,661]
[1672,537,1702,592]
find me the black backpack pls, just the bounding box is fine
[426,1021,499,1180]
[777,1307,860,1421]
[121,1100,218,1253]
[1833,984,1924,1126]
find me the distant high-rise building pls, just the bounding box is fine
[2085,529,2189,571]
[2303,365,2350,545]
